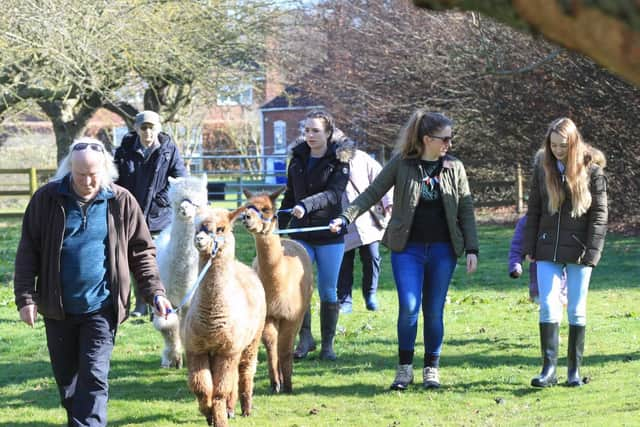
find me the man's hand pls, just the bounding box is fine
[153,295,174,319]
[19,304,37,327]
[466,253,478,274]
[329,218,344,233]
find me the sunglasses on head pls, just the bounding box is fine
[72,142,104,152]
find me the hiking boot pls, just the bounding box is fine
[131,303,148,317]
[390,364,413,390]
[365,294,379,311]
[423,367,440,389]
[339,301,353,314]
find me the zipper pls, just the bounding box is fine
[552,173,565,262]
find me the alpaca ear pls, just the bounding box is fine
[228,206,245,224]
[243,188,253,200]
[269,186,286,202]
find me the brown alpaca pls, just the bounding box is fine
[183,206,266,426]
[241,188,314,393]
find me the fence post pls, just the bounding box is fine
[29,167,38,196]
[236,176,242,207]
[516,163,523,213]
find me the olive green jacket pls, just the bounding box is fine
[340,154,479,257]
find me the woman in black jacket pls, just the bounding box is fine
[278,110,351,361]
[524,117,607,388]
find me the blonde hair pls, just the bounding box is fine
[542,118,600,217]
[394,109,452,159]
[51,137,119,186]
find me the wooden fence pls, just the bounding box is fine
[0,168,55,218]
[0,164,527,218]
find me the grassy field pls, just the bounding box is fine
[0,218,638,427]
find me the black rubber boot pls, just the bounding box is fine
[293,308,316,360]
[319,302,339,361]
[531,322,559,388]
[567,324,586,387]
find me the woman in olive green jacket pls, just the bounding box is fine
[330,110,479,391]
[524,117,607,389]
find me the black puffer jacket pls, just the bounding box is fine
[278,134,352,245]
[114,131,187,233]
[524,149,608,267]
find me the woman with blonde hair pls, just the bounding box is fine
[330,109,479,390]
[524,117,608,388]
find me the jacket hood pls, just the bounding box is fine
[288,127,355,163]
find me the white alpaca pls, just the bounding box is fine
[153,174,208,368]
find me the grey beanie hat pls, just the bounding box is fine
[134,110,161,129]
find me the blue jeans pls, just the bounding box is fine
[537,261,592,326]
[44,305,116,427]
[337,242,381,304]
[391,242,457,357]
[297,241,345,303]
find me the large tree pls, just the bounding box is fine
[413,0,640,87]
[277,0,639,227]
[0,0,278,160]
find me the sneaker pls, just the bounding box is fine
[131,304,148,318]
[365,295,379,311]
[339,302,353,314]
[390,364,413,390]
[423,367,440,389]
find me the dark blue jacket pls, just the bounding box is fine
[114,131,187,232]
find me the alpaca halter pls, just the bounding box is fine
[246,205,275,223]
[209,234,225,258]
[171,233,224,314]
[182,197,205,207]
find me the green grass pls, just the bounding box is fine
[0,219,638,426]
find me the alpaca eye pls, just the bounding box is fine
[216,227,224,233]
[261,208,270,213]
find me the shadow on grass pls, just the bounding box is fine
[0,423,60,427]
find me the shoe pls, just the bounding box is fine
[339,302,353,314]
[131,305,148,317]
[423,367,440,389]
[365,295,379,311]
[390,364,413,390]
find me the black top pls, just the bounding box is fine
[409,160,451,244]
[278,142,349,245]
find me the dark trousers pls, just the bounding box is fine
[44,305,116,427]
[337,242,381,304]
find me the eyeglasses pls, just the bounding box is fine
[72,142,104,152]
[428,134,453,144]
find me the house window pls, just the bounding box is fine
[216,84,253,106]
[274,120,286,153]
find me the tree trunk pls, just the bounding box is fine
[38,94,102,162]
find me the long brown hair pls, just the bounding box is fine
[394,109,452,159]
[542,117,596,217]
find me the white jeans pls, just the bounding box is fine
[537,261,592,326]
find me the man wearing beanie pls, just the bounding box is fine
[114,110,187,317]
